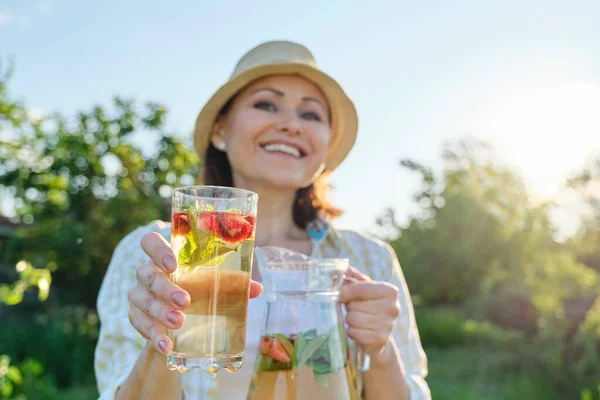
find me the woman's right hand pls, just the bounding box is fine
[128,231,264,355]
[127,232,190,355]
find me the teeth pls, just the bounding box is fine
[262,143,301,158]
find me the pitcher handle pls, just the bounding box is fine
[343,275,371,372]
[356,346,371,372]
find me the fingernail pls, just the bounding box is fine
[171,291,188,307]
[158,340,167,352]
[162,255,177,271]
[167,311,180,325]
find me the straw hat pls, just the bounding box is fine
[193,40,358,173]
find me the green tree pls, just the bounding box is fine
[0,260,53,399]
[567,153,600,272]
[382,139,537,305]
[381,138,600,397]
[0,67,198,307]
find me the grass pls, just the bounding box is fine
[425,345,561,400]
[57,385,98,400]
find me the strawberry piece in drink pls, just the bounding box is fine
[198,211,255,244]
[259,336,272,356]
[172,212,191,236]
[269,341,292,363]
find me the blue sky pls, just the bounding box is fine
[2,0,599,236]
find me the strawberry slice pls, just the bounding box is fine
[243,214,256,226]
[198,211,255,244]
[269,341,292,363]
[259,336,272,356]
[172,212,191,236]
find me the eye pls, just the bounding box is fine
[254,101,277,112]
[300,111,322,121]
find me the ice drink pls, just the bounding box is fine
[166,186,258,374]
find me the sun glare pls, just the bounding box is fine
[466,80,600,202]
[458,79,600,238]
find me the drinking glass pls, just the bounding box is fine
[166,186,258,374]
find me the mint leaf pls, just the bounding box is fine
[258,355,273,371]
[180,206,240,269]
[311,360,331,374]
[314,372,330,388]
[194,236,237,266]
[294,333,306,369]
[303,329,317,339]
[313,343,328,361]
[297,335,328,371]
[178,231,198,266]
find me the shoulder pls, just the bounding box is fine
[333,228,399,279]
[107,220,171,270]
[97,220,171,312]
[337,228,397,259]
[113,220,171,254]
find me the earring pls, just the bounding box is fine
[217,142,226,151]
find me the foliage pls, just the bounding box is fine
[0,260,50,305]
[0,70,198,308]
[379,138,600,397]
[0,305,99,389]
[384,139,554,306]
[0,258,57,399]
[0,357,60,400]
[415,307,522,348]
[567,152,600,272]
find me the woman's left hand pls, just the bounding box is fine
[340,267,400,357]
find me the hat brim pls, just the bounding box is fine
[193,62,358,176]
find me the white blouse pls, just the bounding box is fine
[94,219,431,399]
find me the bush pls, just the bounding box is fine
[0,305,99,389]
[0,357,59,400]
[561,303,600,399]
[415,307,522,348]
[415,307,468,347]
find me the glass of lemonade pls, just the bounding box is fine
[166,186,258,374]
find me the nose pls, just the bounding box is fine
[275,113,302,136]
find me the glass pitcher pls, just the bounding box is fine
[247,246,363,400]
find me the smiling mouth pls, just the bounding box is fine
[259,142,306,158]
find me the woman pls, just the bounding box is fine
[94,40,430,399]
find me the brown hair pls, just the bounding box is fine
[201,99,343,230]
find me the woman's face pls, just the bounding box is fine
[212,75,331,191]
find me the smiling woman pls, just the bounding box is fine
[203,75,341,230]
[94,40,431,400]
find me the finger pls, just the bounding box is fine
[345,266,371,282]
[137,263,190,309]
[346,310,385,329]
[346,327,390,353]
[128,284,186,330]
[249,280,263,299]
[345,297,400,317]
[140,232,177,273]
[128,304,172,355]
[340,281,398,303]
